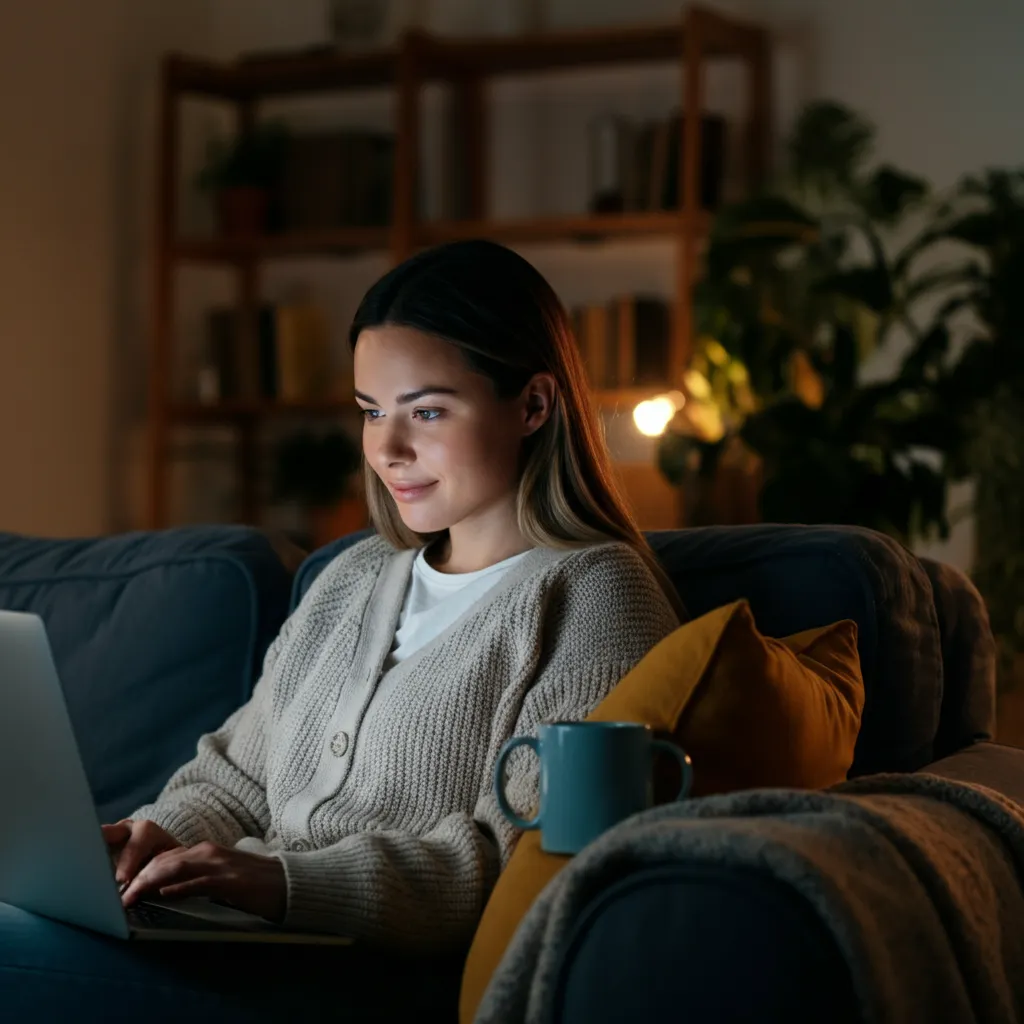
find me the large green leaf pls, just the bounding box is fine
[900,323,950,384]
[860,165,929,223]
[940,211,1006,248]
[815,265,893,313]
[788,101,874,193]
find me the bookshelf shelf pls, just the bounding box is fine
[419,210,708,247]
[169,400,358,423]
[173,211,710,265]
[593,387,674,410]
[148,6,772,529]
[174,228,391,263]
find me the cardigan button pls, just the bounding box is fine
[330,730,350,757]
[289,839,310,852]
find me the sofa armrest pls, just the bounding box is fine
[552,864,857,1024]
[918,558,997,758]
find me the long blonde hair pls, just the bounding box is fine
[349,240,683,617]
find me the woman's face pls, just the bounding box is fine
[354,325,541,537]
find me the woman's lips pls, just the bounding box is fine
[390,481,438,503]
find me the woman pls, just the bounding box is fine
[106,240,682,949]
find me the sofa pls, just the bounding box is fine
[0,522,1021,1023]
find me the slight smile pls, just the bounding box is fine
[390,481,438,502]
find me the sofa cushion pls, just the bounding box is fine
[648,525,944,775]
[589,600,864,795]
[0,527,293,823]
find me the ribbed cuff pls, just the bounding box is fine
[129,801,216,848]
[273,846,365,936]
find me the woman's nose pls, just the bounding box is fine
[374,418,413,465]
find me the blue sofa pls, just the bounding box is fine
[0,523,1019,1022]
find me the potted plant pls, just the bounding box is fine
[659,101,955,544]
[196,121,289,236]
[271,427,365,550]
[906,168,1024,692]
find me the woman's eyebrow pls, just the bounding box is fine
[354,387,458,405]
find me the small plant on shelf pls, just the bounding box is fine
[196,121,290,236]
[271,427,365,549]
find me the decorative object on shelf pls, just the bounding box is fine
[328,0,389,49]
[195,122,290,236]
[328,0,429,49]
[587,115,634,213]
[271,427,365,549]
[489,0,546,35]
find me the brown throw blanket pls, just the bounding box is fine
[475,774,1024,1024]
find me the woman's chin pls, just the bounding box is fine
[396,506,451,535]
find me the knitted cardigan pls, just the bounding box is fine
[131,536,679,949]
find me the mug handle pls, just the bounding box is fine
[652,739,694,801]
[493,736,542,830]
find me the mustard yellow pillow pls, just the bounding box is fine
[460,600,864,1022]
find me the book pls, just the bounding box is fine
[275,302,332,402]
[202,306,278,402]
[660,113,727,211]
[279,130,394,231]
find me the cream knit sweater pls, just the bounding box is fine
[131,535,679,949]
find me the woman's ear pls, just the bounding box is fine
[521,373,557,436]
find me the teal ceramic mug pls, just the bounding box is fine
[493,721,693,855]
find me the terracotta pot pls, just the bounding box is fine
[216,186,269,236]
[309,497,369,550]
[681,436,763,527]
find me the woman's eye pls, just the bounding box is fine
[360,408,382,421]
[413,408,442,421]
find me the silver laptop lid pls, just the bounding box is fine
[0,610,129,938]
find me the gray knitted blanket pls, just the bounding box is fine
[475,774,1024,1024]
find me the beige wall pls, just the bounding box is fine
[0,3,121,536]
[0,0,211,537]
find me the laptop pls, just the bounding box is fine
[0,609,352,944]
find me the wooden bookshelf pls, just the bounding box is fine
[148,5,772,528]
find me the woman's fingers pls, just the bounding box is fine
[155,877,216,900]
[120,841,220,906]
[101,820,132,848]
[114,820,179,885]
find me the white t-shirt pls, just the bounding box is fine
[384,546,531,669]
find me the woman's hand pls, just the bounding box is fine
[118,841,288,923]
[102,818,182,889]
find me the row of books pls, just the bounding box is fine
[277,130,394,231]
[569,296,672,391]
[589,113,726,215]
[198,302,334,404]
